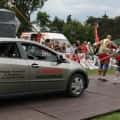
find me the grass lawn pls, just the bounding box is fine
[86,68,116,76]
[93,112,120,120]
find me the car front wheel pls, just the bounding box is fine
[67,73,85,97]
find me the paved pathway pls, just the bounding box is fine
[0,75,120,120]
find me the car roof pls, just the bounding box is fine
[0,37,22,42]
[0,37,41,44]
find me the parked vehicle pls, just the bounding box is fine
[0,38,89,97]
[20,32,71,45]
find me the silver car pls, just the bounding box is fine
[0,38,89,97]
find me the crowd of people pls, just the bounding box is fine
[43,38,94,55]
[41,35,120,82]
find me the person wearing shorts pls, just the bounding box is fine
[98,53,110,81]
[95,34,117,81]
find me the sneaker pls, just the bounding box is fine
[112,78,120,84]
[100,76,108,82]
[97,75,102,80]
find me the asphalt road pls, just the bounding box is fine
[0,75,120,120]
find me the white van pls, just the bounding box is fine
[21,32,71,45]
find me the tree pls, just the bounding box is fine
[49,16,65,32]
[0,0,7,8]
[37,11,50,31]
[86,16,99,26]
[63,20,94,43]
[0,0,48,35]
[66,14,72,23]
[0,0,47,19]
[113,16,120,39]
[86,14,120,40]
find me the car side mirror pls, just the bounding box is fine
[57,55,63,64]
[57,55,67,64]
[27,52,35,59]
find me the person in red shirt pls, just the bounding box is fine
[80,41,89,53]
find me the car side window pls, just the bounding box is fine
[0,42,21,58]
[21,43,57,62]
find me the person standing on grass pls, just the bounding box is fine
[94,34,117,81]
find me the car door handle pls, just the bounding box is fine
[31,63,39,68]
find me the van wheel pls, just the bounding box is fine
[66,73,85,97]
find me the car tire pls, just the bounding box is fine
[66,73,85,97]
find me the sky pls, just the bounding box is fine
[32,0,120,22]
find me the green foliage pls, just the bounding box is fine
[62,20,94,43]
[38,15,95,44]
[14,0,47,19]
[114,39,120,45]
[0,0,7,8]
[37,11,50,31]
[0,0,47,36]
[93,112,120,120]
[86,14,120,40]
[63,20,83,43]
[49,17,65,32]
[37,13,95,44]
[66,14,72,23]
[40,14,95,44]
[15,0,47,35]
[87,69,115,76]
